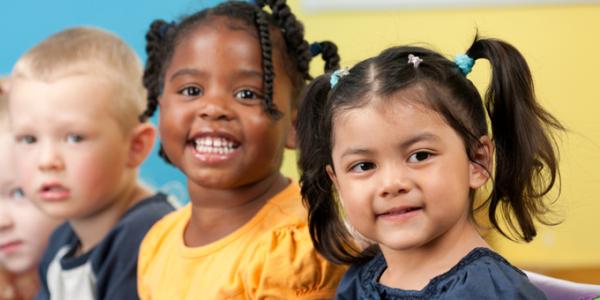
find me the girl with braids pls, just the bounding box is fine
[137,1,345,299]
[297,37,563,299]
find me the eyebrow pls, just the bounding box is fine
[339,132,440,159]
[233,69,263,81]
[169,68,205,82]
[169,68,263,82]
[399,132,440,149]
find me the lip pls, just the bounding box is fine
[188,129,241,165]
[38,181,71,202]
[376,206,422,222]
[0,240,23,254]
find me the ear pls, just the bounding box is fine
[284,109,297,149]
[126,123,156,168]
[469,135,494,189]
[325,164,339,191]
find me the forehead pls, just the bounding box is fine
[168,16,289,78]
[9,75,118,125]
[331,98,449,149]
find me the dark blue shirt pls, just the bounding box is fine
[335,247,547,300]
[36,193,177,300]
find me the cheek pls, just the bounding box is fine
[336,178,371,221]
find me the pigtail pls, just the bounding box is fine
[254,9,282,119]
[143,19,174,163]
[297,75,369,264]
[310,41,341,73]
[141,20,172,121]
[466,37,564,242]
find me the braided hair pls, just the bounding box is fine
[142,0,340,162]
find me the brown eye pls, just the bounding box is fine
[408,151,432,162]
[179,86,203,97]
[234,89,263,101]
[350,162,375,173]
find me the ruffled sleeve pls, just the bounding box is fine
[242,222,347,299]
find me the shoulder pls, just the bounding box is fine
[430,248,547,300]
[139,201,187,250]
[137,204,189,270]
[334,252,384,300]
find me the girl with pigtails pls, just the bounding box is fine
[297,37,563,299]
[137,1,346,299]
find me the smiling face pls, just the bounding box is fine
[327,96,489,254]
[158,17,295,190]
[8,74,134,220]
[0,131,60,273]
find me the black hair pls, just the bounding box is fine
[296,36,564,264]
[141,0,340,163]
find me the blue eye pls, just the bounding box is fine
[179,86,203,97]
[349,162,375,173]
[234,89,263,101]
[10,187,25,200]
[17,135,36,144]
[408,151,432,163]
[66,134,84,143]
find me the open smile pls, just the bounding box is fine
[188,134,241,164]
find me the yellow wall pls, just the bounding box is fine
[281,1,600,269]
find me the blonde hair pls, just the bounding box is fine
[11,27,147,131]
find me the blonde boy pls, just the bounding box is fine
[7,27,176,300]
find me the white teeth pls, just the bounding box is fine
[194,137,236,154]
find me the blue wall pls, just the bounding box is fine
[1,0,226,203]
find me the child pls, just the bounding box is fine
[296,37,564,299]
[0,80,60,300]
[138,0,346,298]
[7,28,177,300]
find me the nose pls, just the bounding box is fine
[378,165,412,199]
[197,94,234,122]
[38,142,64,172]
[0,203,14,231]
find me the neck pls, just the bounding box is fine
[379,219,488,290]
[69,178,150,254]
[184,172,289,247]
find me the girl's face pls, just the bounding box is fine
[0,132,60,274]
[159,17,296,190]
[327,98,490,254]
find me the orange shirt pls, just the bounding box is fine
[138,183,346,299]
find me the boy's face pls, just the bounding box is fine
[0,132,60,273]
[159,17,296,189]
[8,75,133,220]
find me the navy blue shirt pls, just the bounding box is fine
[36,193,177,300]
[335,247,547,300]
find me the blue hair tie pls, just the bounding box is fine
[330,68,349,88]
[309,42,322,57]
[454,54,474,76]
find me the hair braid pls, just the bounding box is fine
[141,20,171,121]
[310,41,341,73]
[254,9,282,119]
[143,19,175,163]
[260,0,312,80]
